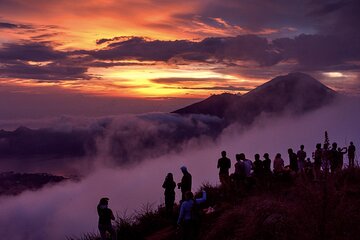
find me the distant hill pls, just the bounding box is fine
[173,72,337,124]
[0,172,67,196]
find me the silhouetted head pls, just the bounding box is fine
[99,197,109,205]
[276,153,281,158]
[255,154,260,161]
[180,166,188,174]
[236,154,241,161]
[166,173,173,181]
[263,153,269,159]
[221,151,226,157]
[185,191,194,201]
[239,153,245,160]
[332,142,337,149]
[288,148,293,154]
[350,141,354,145]
[316,143,321,149]
[300,145,304,150]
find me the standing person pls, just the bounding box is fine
[348,142,356,168]
[288,148,298,173]
[240,153,253,178]
[330,142,339,173]
[162,173,176,217]
[297,145,307,174]
[178,166,192,201]
[97,197,116,240]
[233,153,245,186]
[253,154,264,178]
[262,153,272,175]
[337,147,347,171]
[217,150,231,186]
[322,143,331,174]
[177,190,207,240]
[273,153,284,174]
[313,143,322,180]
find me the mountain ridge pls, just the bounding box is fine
[172,72,337,124]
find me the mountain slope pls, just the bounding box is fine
[173,72,337,124]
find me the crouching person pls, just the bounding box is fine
[97,197,116,240]
[177,190,206,240]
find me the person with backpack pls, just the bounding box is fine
[97,197,116,240]
[162,173,176,217]
[177,190,207,240]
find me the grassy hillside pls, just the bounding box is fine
[70,167,360,240]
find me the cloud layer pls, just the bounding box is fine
[0,96,360,240]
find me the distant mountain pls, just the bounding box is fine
[173,72,337,124]
[0,172,67,196]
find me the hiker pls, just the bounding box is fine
[177,190,207,240]
[253,153,264,178]
[313,143,322,180]
[297,145,307,174]
[330,142,339,173]
[97,197,116,240]
[233,153,245,186]
[240,153,253,178]
[273,153,284,174]
[337,147,347,171]
[348,142,356,168]
[217,150,231,186]
[322,143,331,174]
[162,173,176,217]
[288,148,299,173]
[262,153,272,175]
[178,166,192,201]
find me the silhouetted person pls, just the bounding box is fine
[337,147,347,171]
[240,153,253,177]
[178,166,192,201]
[262,153,271,175]
[97,197,116,240]
[273,153,284,174]
[233,154,245,186]
[297,145,307,174]
[322,143,331,174]
[288,148,298,173]
[162,173,176,217]
[253,154,264,178]
[348,142,356,168]
[313,143,322,180]
[177,190,207,240]
[217,150,231,185]
[330,142,339,173]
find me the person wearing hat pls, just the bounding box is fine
[177,166,192,201]
[97,197,116,240]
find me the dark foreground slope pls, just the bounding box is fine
[72,168,360,240]
[173,72,337,124]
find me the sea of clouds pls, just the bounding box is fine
[0,96,360,240]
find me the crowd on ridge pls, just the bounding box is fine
[97,139,356,240]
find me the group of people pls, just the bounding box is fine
[96,141,356,240]
[217,142,357,186]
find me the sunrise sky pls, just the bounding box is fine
[1,0,360,118]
